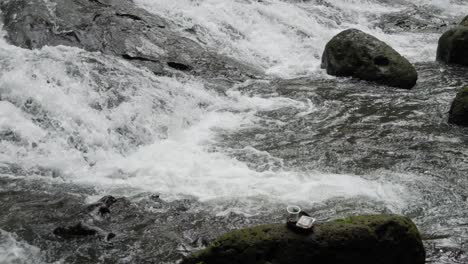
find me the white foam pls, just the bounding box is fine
[0,0,437,213]
[0,101,46,141]
[0,230,51,264]
[81,108,408,209]
[134,0,455,78]
[0,42,409,210]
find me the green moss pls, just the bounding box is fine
[334,214,420,240]
[192,224,296,260]
[457,86,468,97]
[182,214,424,264]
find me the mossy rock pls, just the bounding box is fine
[182,214,425,264]
[461,16,468,27]
[436,26,468,66]
[449,86,468,126]
[321,29,418,89]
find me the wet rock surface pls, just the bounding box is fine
[52,195,118,240]
[437,26,468,67]
[321,29,418,89]
[0,0,262,81]
[449,86,468,126]
[182,215,425,264]
[0,178,269,263]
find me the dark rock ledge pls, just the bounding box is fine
[0,0,262,81]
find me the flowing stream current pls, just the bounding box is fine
[1,0,468,263]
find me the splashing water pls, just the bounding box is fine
[0,39,405,208]
[0,0,431,209]
[135,0,468,78]
[0,230,49,264]
[1,0,468,262]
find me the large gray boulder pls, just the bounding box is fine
[182,215,426,264]
[321,29,418,89]
[449,86,468,126]
[436,16,468,66]
[0,0,260,81]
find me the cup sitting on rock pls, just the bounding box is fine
[286,205,316,234]
[287,205,301,223]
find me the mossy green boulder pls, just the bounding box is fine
[182,215,425,264]
[321,29,418,89]
[449,86,468,126]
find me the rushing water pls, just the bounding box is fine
[1,0,468,263]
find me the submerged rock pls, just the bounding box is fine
[53,222,115,241]
[53,195,119,241]
[449,86,468,126]
[321,29,418,89]
[0,0,260,81]
[182,215,425,264]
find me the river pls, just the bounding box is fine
[0,0,468,263]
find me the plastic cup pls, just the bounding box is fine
[287,205,301,222]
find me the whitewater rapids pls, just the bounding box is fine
[1,0,468,263]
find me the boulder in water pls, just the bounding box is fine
[436,27,468,66]
[181,214,425,264]
[449,86,468,126]
[436,16,468,66]
[321,29,418,89]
